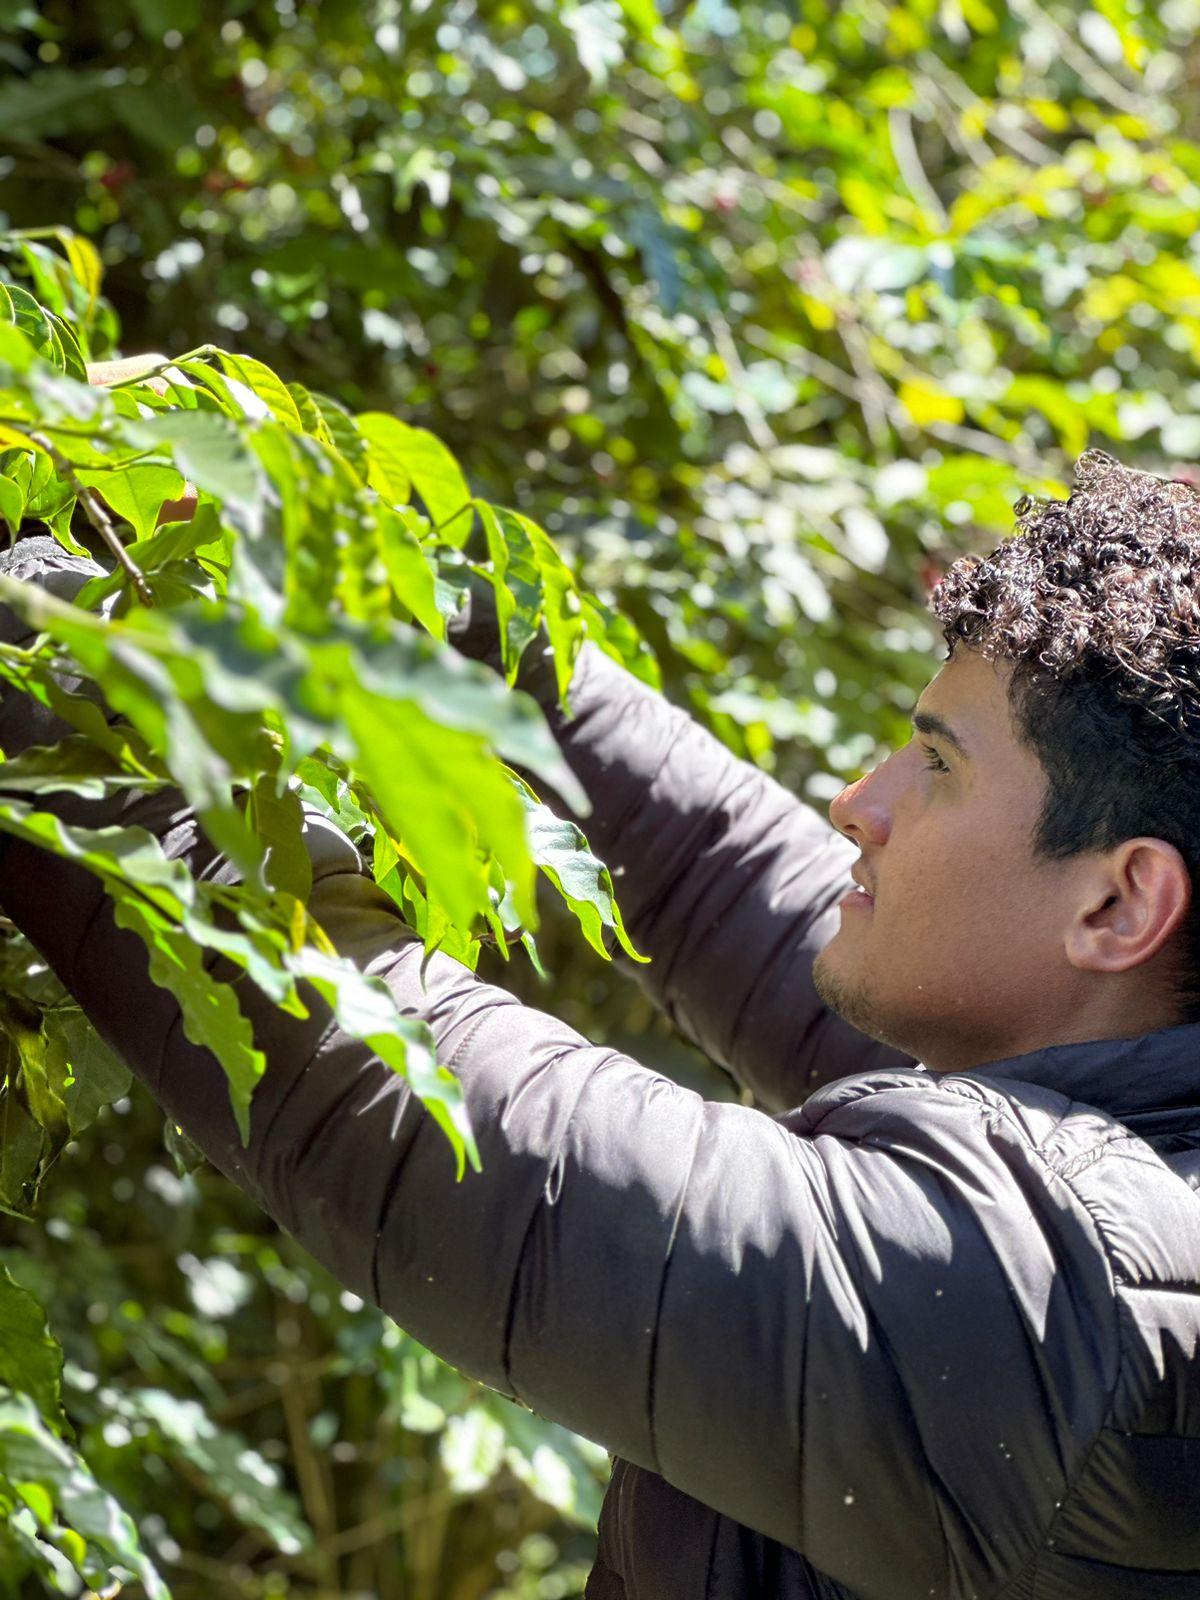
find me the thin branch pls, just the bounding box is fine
[26,431,153,605]
[785,239,906,449]
[256,1485,451,1573]
[275,1304,338,1589]
[920,76,994,170]
[919,53,1058,167]
[925,419,1058,478]
[888,107,949,230]
[0,141,83,183]
[709,311,778,452]
[1006,0,1150,118]
[744,323,901,448]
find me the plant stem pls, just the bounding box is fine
[27,431,153,605]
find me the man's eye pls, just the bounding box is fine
[920,743,950,774]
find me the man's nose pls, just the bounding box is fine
[828,762,893,848]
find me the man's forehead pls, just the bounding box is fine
[914,652,1015,756]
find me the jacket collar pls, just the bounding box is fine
[963,1022,1200,1139]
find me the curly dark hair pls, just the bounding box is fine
[930,448,1200,1021]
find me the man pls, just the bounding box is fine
[0,449,1198,1599]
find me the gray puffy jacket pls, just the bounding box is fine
[1,541,1199,1599]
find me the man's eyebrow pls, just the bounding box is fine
[912,708,971,760]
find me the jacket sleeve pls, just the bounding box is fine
[511,636,916,1110]
[0,793,1114,1600]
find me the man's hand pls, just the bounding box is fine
[85,354,171,389]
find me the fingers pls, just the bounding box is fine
[85,354,171,390]
[156,484,198,526]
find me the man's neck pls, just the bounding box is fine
[921,990,1186,1076]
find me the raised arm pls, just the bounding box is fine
[454,591,914,1109]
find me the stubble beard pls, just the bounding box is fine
[812,942,948,1067]
[811,943,892,1047]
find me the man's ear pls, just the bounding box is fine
[1065,838,1192,974]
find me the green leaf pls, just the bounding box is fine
[0,1269,64,1432]
[379,854,479,968]
[517,513,584,703]
[42,1006,131,1136]
[76,500,230,609]
[122,410,266,537]
[149,599,590,815]
[295,756,371,841]
[16,241,71,319]
[0,736,164,799]
[356,412,411,503]
[170,354,265,420]
[61,233,101,308]
[580,592,661,689]
[356,414,472,541]
[43,311,87,381]
[377,506,444,638]
[0,646,147,767]
[0,799,266,1142]
[0,1387,166,1597]
[111,889,265,1145]
[250,776,312,902]
[20,445,80,556]
[0,474,22,535]
[0,1088,41,1217]
[213,350,305,432]
[76,462,186,539]
[0,575,266,874]
[163,1113,205,1176]
[478,502,587,704]
[308,390,368,478]
[3,284,64,370]
[0,994,69,1165]
[343,689,535,932]
[285,381,337,447]
[107,1387,310,1555]
[512,777,647,963]
[287,944,478,1175]
[476,501,543,682]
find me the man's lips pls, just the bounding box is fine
[839,866,875,911]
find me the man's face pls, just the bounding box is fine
[812,647,1090,1071]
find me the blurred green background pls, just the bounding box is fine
[2,0,1199,1593]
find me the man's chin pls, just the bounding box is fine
[813,948,944,1065]
[812,947,890,1045]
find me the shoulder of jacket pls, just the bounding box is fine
[791,1064,1016,1132]
[790,1064,1118,1173]
[791,1066,1200,1282]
